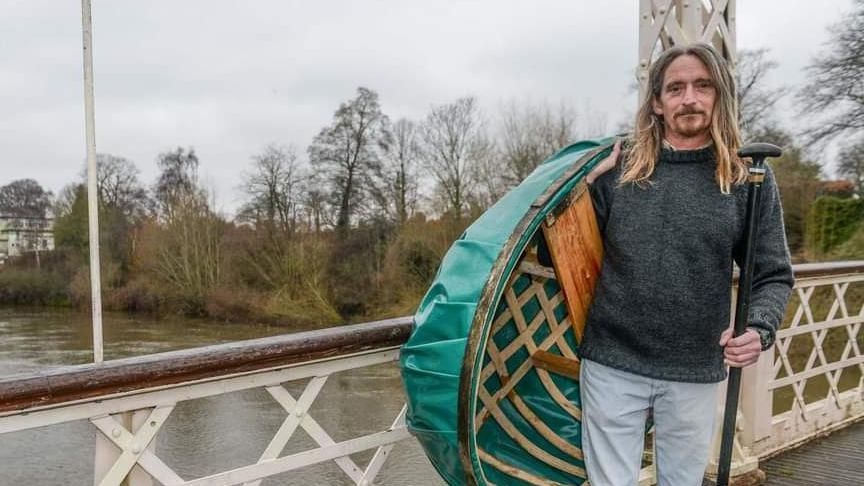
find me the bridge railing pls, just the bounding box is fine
[725,261,864,480]
[0,317,415,486]
[1,261,862,485]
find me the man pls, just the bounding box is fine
[579,43,794,486]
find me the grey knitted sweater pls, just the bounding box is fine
[578,146,794,383]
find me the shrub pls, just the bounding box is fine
[0,268,68,306]
[805,196,864,258]
[264,282,342,327]
[105,277,167,314]
[826,225,864,260]
[204,287,263,323]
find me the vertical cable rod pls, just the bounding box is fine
[81,0,104,363]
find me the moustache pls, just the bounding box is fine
[675,109,706,118]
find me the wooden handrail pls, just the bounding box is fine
[0,316,413,414]
[789,260,864,279]
[732,260,864,283]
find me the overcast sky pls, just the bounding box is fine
[0,0,853,215]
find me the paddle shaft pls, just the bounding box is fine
[716,146,777,486]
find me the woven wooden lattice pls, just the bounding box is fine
[474,245,587,484]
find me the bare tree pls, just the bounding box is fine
[152,201,225,307]
[372,118,421,225]
[301,177,332,234]
[421,97,492,216]
[471,142,509,211]
[154,147,204,221]
[238,144,303,232]
[735,49,785,140]
[74,154,150,220]
[837,138,864,196]
[798,0,864,144]
[53,183,80,218]
[308,87,390,231]
[497,100,583,186]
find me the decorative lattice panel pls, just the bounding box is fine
[638,0,737,96]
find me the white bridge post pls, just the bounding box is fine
[739,352,775,449]
[637,0,737,98]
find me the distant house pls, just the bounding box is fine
[819,180,858,199]
[0,215,55,265]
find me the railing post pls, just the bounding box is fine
[94,422,113,486]
[705,287,765,485]
[706,384,762,485]
[93,409,155,486]
[739,350,774,450]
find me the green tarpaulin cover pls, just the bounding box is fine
[400,137,614,485]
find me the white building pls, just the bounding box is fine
[0,215,55,264]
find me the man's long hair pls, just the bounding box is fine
[622,43,746,193]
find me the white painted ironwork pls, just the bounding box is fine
[91,406,177,486]
[245,377,333,485]
[94,408,161,486]
[637,0,737,97]
[0,348,410,486]
[706,270,864,481]
[743,272,864,456]
[80,0,104,363]
[359,406,408,486]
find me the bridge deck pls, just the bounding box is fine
[762,420,864,485]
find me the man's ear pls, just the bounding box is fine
[652,96,663,116]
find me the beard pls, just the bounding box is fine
[672,113,710,137]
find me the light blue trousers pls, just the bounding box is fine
[580,359,720,486]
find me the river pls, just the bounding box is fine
[0,307,445,486]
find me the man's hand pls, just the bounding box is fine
[586,139,622,184]
[719,328,762,368]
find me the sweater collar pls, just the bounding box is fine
[658,145,715,164]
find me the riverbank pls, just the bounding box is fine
[0,264,424,328]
